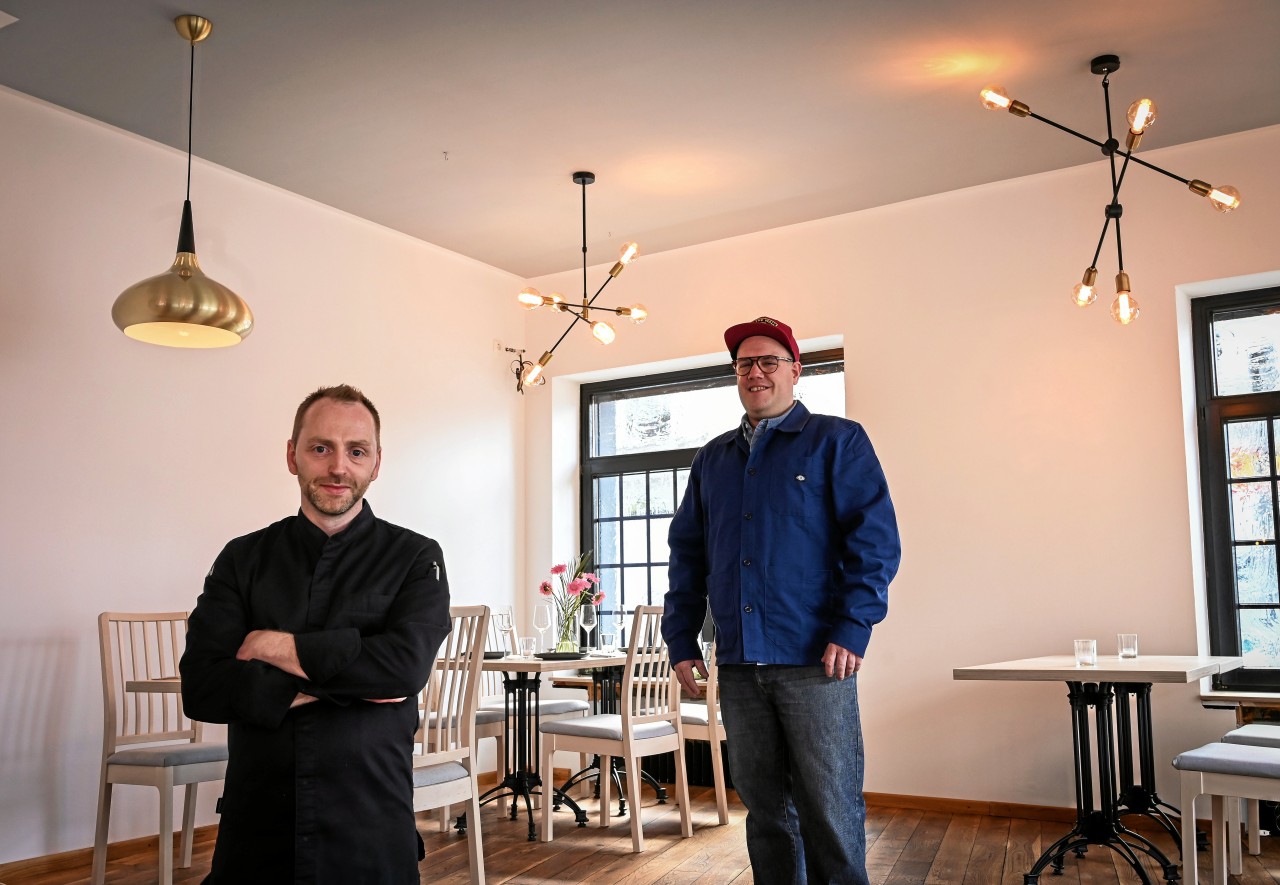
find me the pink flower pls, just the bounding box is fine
[582,572,599,584]
[538,580,553,597]
[592,590,605,605]
[567,577,589,595]
[549,563,568,576]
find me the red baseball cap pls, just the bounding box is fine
[724,316,799,359]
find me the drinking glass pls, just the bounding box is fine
[1118,633,1139,658]
[612,608,628,647]
[532,603,552,651]
[494,608,513,654]
[518,636,537,658]
[1074,639,1097,666]
[600,631,618,654]
[577,605,599,652]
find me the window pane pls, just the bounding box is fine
[676,468,690,507]
[1238,608,1280,666]
[622,519,648,564]
[649,471,675,515]
[1226,421,1270,479]
[623,566,649,605]
[595,520,619,565]
[596,475,620,519]
[1212,310,1280,395]
[622,473,647,517]
[649,516,673,560]
[651,564,669,597]
[1230,482,1275,541]
[597,566,619,605]
[1234,545,1279,604]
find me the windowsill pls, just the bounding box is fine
[1200,688,1280,705]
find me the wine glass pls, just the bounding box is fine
[494,607,513,654]
[577,604,599,653]
[532,603,552,651]
[612,607,628,648]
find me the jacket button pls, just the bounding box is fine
[747,468,757,476]
[744,605,753,613]
[745,512,753,520]
[742,558,751,566]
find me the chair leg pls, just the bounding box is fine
[157,776,175,885]
[673,737,693,838]
[599,756,612,827]
[1179,776,1199,885]
[1247,798,1262,855]
[708,734,728,826]
[540,735,556,842]
[91,776,112,885]
[1210,794,1228,885]
[179,782,198,868]
[1227,798,1243,876]
[465,785,486,885]
[626,753,645,853]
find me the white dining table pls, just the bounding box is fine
[954,654,1243,885]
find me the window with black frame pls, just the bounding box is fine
[579,349,845,639]
[1193,287,1280,691]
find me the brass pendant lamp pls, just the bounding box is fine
[111,14,253,348]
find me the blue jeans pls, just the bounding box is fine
[718,665,868,885]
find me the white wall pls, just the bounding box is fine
[521,124,1280,810]
[0,87,526,863]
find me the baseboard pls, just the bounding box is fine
[865,792,1202,835]
[0,826,218,881]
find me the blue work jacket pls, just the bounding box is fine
[663,401,901,666]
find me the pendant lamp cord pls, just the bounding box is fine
[186,39,194,202]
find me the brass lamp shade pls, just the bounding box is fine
[112,200,253,347]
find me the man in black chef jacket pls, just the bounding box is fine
[181,384,452,884]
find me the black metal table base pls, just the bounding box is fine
[557,754,669,817]
[473,669,590,841]
[1023,682,1181,884]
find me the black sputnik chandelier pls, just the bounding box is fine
[514,172,646,392]
[981,55,1242,326]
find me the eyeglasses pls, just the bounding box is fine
[731,355,796,375]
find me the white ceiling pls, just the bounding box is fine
[1,0,1277,277]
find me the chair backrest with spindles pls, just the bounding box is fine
[418,605,488,762]
[621,605,679,725]
[98,612,200,757]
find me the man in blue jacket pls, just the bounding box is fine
[663,317,901,885]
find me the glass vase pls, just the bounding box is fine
[555,609,578,652]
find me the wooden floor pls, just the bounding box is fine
[12,787,1280,884]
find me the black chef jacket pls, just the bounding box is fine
[180,502,452,884]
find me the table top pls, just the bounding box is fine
[481,652,629,673]
[953,654,1245,684]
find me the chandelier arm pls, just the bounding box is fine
[585,274,615,309]
[1102,72,1116,146]
[1026,112,1108,151]
[1089,217,1112,269]
[186,40,195,203]
[1120,153,1192,186]
[1114,217,1126,272]
[547,313,589,355]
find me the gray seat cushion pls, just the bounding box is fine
[413,761,469,788]
[475,709,505,726]
[1223,723,1280,750]
[478,698,589,716]
[679,702,723,727]
[540,713,676,741]
[108,741,228,767]
[1173,741,1280,778]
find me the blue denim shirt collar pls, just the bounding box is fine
[739,400,801,449]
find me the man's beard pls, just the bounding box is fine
[305,478,369,516]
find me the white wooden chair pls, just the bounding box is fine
[1173,740,1280,885]
[1221,723,1280,876]
[414,604,488,885]
[539,605,692,852]
[92,612,228,885]
[679,641,729,825]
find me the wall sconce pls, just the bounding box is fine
[515,172,646,391]
[981,55,1242,326]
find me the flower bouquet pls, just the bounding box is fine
[538,551,605,652]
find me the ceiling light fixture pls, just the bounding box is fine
[981,55,1242,326]
[112,14,253,348]
[516,172,645,391]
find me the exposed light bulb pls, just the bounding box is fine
[549,292,567,310]
[1071,267,1098,308]
[591,320,616,345]
[1110,273,1139,325]
[1208,185,1241,213]
[1126,98,1157,133]
[979,85,1011,111]
[521,362,544,385]
[618,242,640,265]
[517,287,543,309]
[625,303,648,324]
